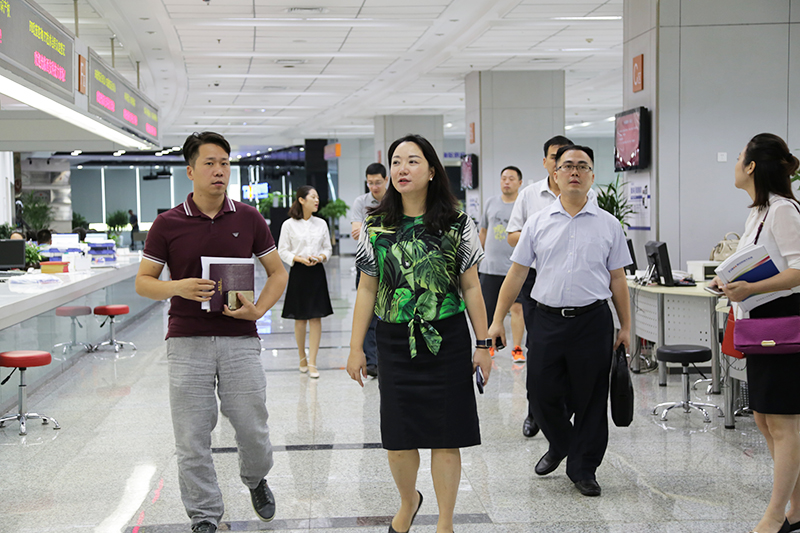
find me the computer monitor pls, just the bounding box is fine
[645,240,674,286]
[0,239,26,271]
[625,238,637,275]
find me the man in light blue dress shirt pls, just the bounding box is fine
[489,145,631,497]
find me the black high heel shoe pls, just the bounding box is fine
[788,518,800,533]
[388,491,423,533]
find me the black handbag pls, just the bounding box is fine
[609,345,634,427]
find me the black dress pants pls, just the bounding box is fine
[527,302,614,482]
[519,268,537,418]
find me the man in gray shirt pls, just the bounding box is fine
[479,166,525,363]
[349,163,387,377]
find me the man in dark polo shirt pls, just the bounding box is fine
[135,131,288,533]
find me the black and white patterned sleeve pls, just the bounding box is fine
[355,216,379,277]
[457,213,484,274]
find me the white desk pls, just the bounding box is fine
[0,259,141,331]
[627,280,733,424]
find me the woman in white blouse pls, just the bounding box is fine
[278,186,333,379]
[711,133,800,533]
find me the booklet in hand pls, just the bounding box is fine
[714,245,792,312]
[200,256,255,312]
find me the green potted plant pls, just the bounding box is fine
[106,209,129,245]
[596,174,635,234]
[0,223,15,239]
[72,211,89,230]
[20,192,53,232]
[257,192,288,219]
[318,198,350,253]
[25,241,41,269]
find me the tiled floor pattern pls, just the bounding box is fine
[0,257,776,533]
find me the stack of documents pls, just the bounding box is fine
[715,245,791,312]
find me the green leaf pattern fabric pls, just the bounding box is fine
[356,211,484,357]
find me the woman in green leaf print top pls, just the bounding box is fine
[347,134,491,533]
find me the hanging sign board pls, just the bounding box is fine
[87,48,159,145]
[0,0,74,100]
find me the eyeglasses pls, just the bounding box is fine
[557,163,593,173]
[366,181,385,187]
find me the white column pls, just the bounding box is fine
[464,70,565,216]
[0,152,14,225]
[374,115,444,166]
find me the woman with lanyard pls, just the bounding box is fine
[347,134,491,533]
[711,133,800,533]
[278,185,333,379]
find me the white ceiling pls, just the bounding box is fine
[35,0,623,152]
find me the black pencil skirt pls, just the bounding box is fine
[281,263,333,320]
[377,312,481,450]
[746,293,800,414]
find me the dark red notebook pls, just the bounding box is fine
[207,263,254,313]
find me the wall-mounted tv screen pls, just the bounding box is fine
[461,153,478,190]
[614,106,650,172]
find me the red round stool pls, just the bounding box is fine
[0,351,60,435]
[53,306,94,354]
[94,305,136,353]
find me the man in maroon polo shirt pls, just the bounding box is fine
[135,132,288,533]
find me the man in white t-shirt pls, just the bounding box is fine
[479,166,526,362]
[349,163,387,377]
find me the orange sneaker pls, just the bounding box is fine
[512,346,526,363]
[489,347,495,358]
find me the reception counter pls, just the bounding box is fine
[0,255,157,413]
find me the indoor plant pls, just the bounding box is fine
[596,174,634,234]
[20,192,53,233]
[106,210,129,245]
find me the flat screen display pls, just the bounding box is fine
[460,153,478,190]
[88,49,159,145]
[645,240,674,286]
[0,239,26,270]
[614,107,650,172]
[0,0,74,100]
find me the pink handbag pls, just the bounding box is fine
[733,316,800,355]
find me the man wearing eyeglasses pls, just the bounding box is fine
[506,136,598,439]
[489,145,631,498]
[350,163,388,377]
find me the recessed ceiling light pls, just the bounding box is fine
[287,7,326,13]
[445,123,453,128]
[552,16,622,21]
[275,59,305,65]
[77,165,83,169]
[140,17,149,20]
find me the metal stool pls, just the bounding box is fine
[0,350,60,435]
[52,306,94,354]
[652,344,723,423]
[93,305,136,353]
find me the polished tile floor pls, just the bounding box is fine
[0,256,778,533]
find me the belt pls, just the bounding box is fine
[537,300,605,318]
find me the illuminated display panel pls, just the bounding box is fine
[87,49,159,145]
[0,0,74,99]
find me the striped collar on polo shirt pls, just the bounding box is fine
[182,193,237,217]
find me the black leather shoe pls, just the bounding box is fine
[522,415,539,438]
[574,479,601,497]
[388,490,423,533]
[250,478,276,522]
[534,452,563,476]
[366,364,378,377]
[192,521,217,533]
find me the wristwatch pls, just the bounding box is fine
[475,339,492,349]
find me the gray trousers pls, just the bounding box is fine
[167,336,274,527]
